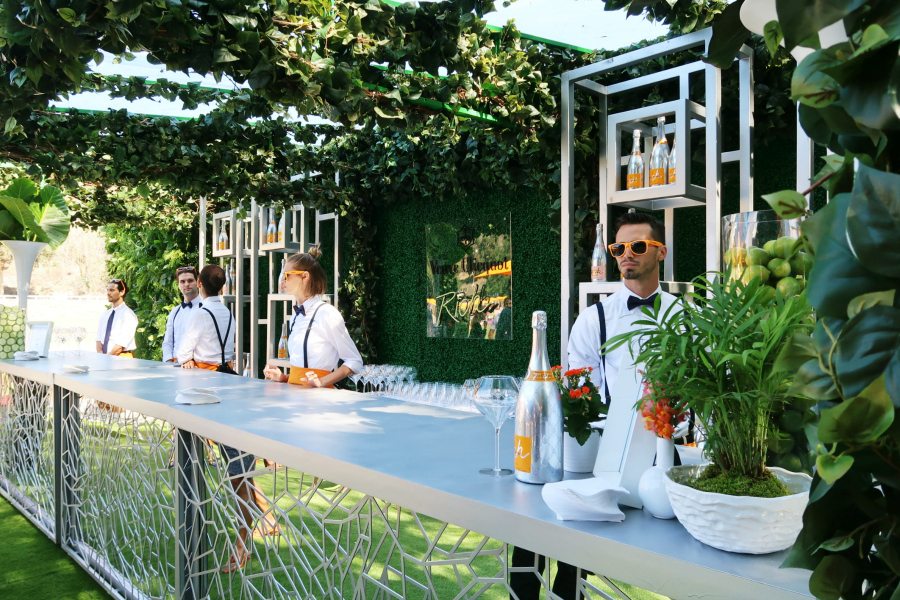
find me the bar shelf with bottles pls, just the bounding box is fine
[211,209,237,258]
[606,99,706,210]
[259,204,304,253]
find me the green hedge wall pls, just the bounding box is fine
[373,190,561,383]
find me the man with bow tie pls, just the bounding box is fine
[566,211,676,401]
[162,266,202,363]
[511,211,676,600]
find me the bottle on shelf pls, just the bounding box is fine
[223,259,233,295]
[266,209,277,244]
[649,116,669,187]
[590,224,607,282]
[277,322,289,359]
[242,353,251,378]
[625,129,644,190]
[514,310,563,484]
[278,211,285,242]
[228,260,236,295]
[668,138,677,184]
[218,222,229,251]
[277,258,286,292]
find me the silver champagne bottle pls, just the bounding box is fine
[514,310,563,484]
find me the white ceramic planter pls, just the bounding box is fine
[563,430,600,473]
[665,464,812,554]
[2,240,48,312]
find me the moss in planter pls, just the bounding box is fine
[678,465,791,498]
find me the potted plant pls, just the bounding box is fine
[550,365,607,472]
[609,273,815,553]
[0,176,70,310]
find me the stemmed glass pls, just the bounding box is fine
[73,327,86,356]
[472,375,519,477]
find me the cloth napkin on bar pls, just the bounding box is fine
[541,478,629,522]
[175,388,221,405]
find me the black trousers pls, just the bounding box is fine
[510,547,579,599]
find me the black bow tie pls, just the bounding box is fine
[294,304,305,317]
[627,293,658,311]
[181,302,193,309]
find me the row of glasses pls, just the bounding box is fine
[53,326,88,355]
[351,364,417,392]
[382,381,478,413]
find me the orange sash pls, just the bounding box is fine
[194,361,225,371]
[118,352,134,359]
[288,367,333,388]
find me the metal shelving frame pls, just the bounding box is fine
[559,29,754,361]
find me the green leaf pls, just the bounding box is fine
[704,0,749,69]
[0,194,48,243]
[4,178,37,200]
[809,555,857,600]
[3,117,16,135]
[0,210,23,239]
[847,290,895,319]
[774,332,818,373]
[31,186,70,248]
[816,533,855,552]
[846,166,900,278]
[816,453,854,484]
[776,0,867,50]
[835,307,900,399]
[819,376,894,444]
[763,189,807,219]
[802,194,889,318]
[792,49,840,108]
[763,21,783,57]
[57,7,78,24]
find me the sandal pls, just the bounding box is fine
[221,540,251,573]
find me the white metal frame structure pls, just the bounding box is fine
[559,29,754,361]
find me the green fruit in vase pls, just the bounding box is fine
[789,252,814,276]
[776,276,803,297]
[767,258,791,279]
[773,236,800,259]
[741,264,770,284]
[763,239,778,256]
[747,247,771,266]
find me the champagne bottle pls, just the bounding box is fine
[228,260,236,296]
[277,322,289,359]
[667,138,676,184]
[514,311,563,484]
[223,259,233,295]
[277,258,286,292]
[242,353,251,378]
[218,223,229,251]
[590,224,606,282]
[625,129,644,190]
[278,211,285,242]
[649,116,669,187]
[266,209,277,244]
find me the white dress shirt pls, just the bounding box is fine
[567,285,677,395]
[162,296,202,362]
[287,296,364,373]
[96,303,138,354]
[176,296,235,365]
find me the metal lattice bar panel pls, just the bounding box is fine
[0,373,54,536]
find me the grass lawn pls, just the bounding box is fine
[0,495,111,599]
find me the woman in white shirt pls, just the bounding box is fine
[262,247,363,387]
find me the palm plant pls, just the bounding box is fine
[608,275,814,489]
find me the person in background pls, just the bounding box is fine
[510,211,676,599]
[95,278,138,357]
[262,246,363,388]
[177,264,278,572]
[162,266,201,363]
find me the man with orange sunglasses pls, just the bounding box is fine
[511,210,677,599]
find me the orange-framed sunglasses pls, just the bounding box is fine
[607,239,664,257]
[282,270,307,277]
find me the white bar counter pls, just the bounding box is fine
[4,353,813,600]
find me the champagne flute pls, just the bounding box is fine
[472,375,519,476]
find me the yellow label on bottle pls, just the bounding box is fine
[626,173,642,190]
[514,435,533,473]
[668,168,676,184]
[649,168,665,186]
[525,370,554,382]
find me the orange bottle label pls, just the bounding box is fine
[668,168,676,184]
[649,168,665,186]
[525,369,554,382]
[626,173,642,190]
[514,435,533,473]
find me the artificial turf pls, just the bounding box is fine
[0,495,110,599]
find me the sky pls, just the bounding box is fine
[50,0,667,118]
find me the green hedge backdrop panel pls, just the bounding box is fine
[373,190,561,383]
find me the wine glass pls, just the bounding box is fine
[73,327,86,356]
[472,375,519,477]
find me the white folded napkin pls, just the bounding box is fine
[62,364,90,374]
[541,478,629,522]
[175,388,221,405]
[13,351,40,361]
